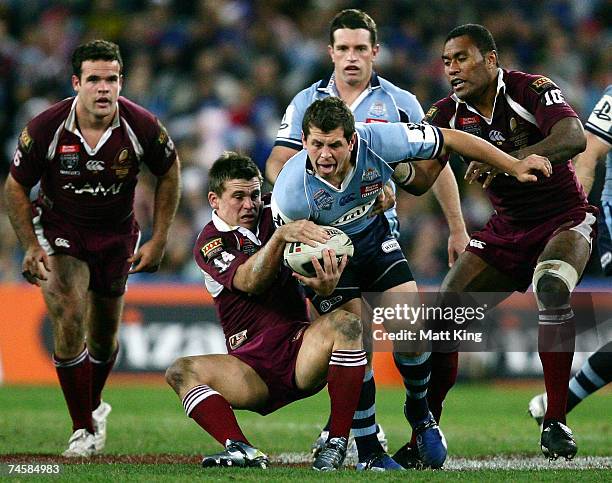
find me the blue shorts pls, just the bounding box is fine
[307,215,414,314]
[598,200,612,276]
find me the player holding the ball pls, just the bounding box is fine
[271,96,552,469]
[166,152,368,471]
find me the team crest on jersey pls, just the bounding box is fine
[111,148,132,178]
[19,127,33,152]
[201,238,224,260]
[228,329,248,350]
[361,167,380,182]
[360,181,382,198]
[59,146,80,175]
[529,76,555,94]
[424,106,439,122]
[239,237,257,255]
[313,189,334,211]
[368,102,387,118]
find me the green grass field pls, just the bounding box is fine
[0,382,610,481]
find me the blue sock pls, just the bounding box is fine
[352,370,384,460]
[394,352,432,427]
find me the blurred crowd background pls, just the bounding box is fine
[0,0,610,285]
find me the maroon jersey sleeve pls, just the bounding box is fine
[505,71,578,135]
[194,225,250,292]
[10,100,70,187]
[118,97,177,177]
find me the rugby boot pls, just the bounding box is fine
[356,451,403,471]
[392,442,423,469]
[62,428,97,457]
[312,436,348,471]
[541,420,577,460]
[201,439,269,468]
[92,401,112,452]
[312,424,388,460]
[413,410,447,469]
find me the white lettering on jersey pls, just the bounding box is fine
[62,182,123,196]
[13,149,22,166]
[381,239,400,253]
[213,251,235,273]
[543,89,565,106]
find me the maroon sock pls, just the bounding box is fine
[408,351,458,447]
[90,346,119,410]
[182,385,250,446]
[327,350,366,439]
[53,348,94,433]
[538,311,575,424]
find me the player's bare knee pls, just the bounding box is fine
[166,357,196,392]
[330,309,362,343]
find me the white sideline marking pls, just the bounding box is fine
[273,452,612,469]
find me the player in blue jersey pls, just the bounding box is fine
[529,85,612,428]
[272,96,552,470]
[265,9,469,466]
[265,9,469,261]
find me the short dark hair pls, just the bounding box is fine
[445,24,498,64]
[302,97,355,142]
[208,151,262,196]
[71,40,123,78]
[330,9,377,46]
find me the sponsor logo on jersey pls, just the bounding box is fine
[424,106,439,122]
[320,295,343,313]
[339,193,356,206]
[360,181,383,198]
[86,160,105,171]
[458,116,480,126]
[365,118,388,123]
[313,188,334,211]
[601,251,611,269]
[239,237,257,255]
[469,239,486,249]
[19,127,33,152]
[529,76,555,94]
[331,199,376,226]
[59,145,80,153]
[381,239,400,253]
[62,181,123,196]
[361,167,380,182]
[489,130,506,142]
[111,148,132,178]
[368,101,387,118]
[228,329,248,350]
[201,238,224,260]
[54,238,70,248]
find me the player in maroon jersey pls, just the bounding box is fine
[393,24,596,466]
[166,152,366,471]
[3,40,181,457]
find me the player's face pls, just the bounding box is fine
[329,28,379,88]
[73,60,122,123]
[209,177,262,231]
[303,126,356,187]
[442,35,496,103]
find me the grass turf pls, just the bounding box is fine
[0,382,609,480]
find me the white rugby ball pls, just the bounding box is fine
[284,226,354,277]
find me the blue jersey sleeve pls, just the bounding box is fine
[274,86,316,150]
[270,153,312,226]
[356,122,444,165]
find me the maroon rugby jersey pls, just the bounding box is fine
[425,69,588,223]
[10,96,176,227]
[194,195,309,353]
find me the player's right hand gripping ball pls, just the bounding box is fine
[284,226,354,277]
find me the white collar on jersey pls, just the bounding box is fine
[321,73,381,112]
[450,68,505,125]
[64,97,121,155]
[211,210,262,246]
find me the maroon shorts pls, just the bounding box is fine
[33,206,140,297]
[466,205,598,291]
[230,321,324,415]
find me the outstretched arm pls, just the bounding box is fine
[573,131,610,196]
[4,174,50,285]
[265,145,300,185]
[129,158,181,273]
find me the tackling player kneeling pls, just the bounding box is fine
[166,152,366,471]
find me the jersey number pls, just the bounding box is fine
[543,89,564,106]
